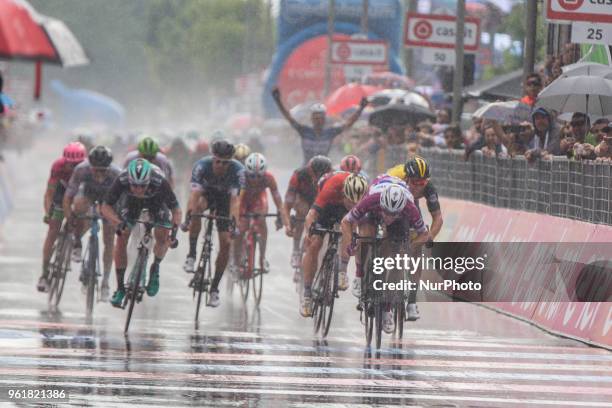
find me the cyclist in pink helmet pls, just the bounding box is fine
[37,142,87,293]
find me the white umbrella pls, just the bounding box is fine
[536,75,612,117]
[561,62,612,79]
[472,100,532,124]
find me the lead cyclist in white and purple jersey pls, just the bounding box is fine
[339,175,432,331]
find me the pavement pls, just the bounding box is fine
[0,141,611,407]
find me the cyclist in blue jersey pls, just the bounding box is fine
[271,86,368,163]
[181,139,245,307]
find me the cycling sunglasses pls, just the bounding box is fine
[213,158,231,166]
[408,178,428,186]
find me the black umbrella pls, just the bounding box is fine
[368,102,436,130]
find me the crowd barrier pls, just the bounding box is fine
[365,147,612,226]
[364,147,611,348]
[433,197,612,349]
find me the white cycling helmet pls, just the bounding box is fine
[310,103,327,114]
[380,183,410,213]
[244,152,267,174]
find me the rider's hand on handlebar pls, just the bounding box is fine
[169,225,179,249]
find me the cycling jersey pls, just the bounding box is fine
[345,178,426,233]
[313,171,350,212]
[318,169,368,191]
[48,157,77,206]
[190,156,245,196]
[123,150,174,181]
[65,161,121,200]
[104,167,179,211]
[291,123,343,163]
[242,171,277,203]
[286,166,318,205]
[386,164,440,212]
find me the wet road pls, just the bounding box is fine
[1,142,611,407]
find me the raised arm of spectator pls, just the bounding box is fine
[341,97,369,132]
[271,86,299,128]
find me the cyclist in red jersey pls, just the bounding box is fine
[234,153,290,273]
[284,156,332,274]
[37,142,87,292]
[300,172,368,317]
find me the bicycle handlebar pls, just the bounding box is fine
[241,213,279,219]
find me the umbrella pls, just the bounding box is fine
[561,62,612,78]
[368,89,431,110]
[362,71,415,90]
[369,103,435,130]
[536,75,612,117]
[324,83,380,116]
[472,100,532,124]
[0,0,88,66]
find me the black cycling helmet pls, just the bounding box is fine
[308,155,332,176]
[211,139,235,159]
[88,145,113,167]
[404,155,430,179]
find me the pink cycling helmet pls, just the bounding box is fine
[63,142,87,163]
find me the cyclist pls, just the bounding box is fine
[102,159,181,307]
[340,177,431,332]
[284,155,333,280]
[182,139,245,307]
[123,136,174,188]
[63,146,120,299]
[387,155,443,320]
[234,153,290,274]
[37,142,88,292]
[271,87,368,163]
[234,143,251,164]
[300,172,368,317]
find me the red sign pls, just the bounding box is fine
[331,38,389,65]
[404,13,480,51]
[278,35,387,108]
[546,0,612,23]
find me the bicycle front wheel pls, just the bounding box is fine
[85,236,98,319]
[49,232,71,307]
[251,233,264,307]
[125,250,146,334]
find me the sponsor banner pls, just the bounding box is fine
[404,13,480,51]
[546,0,612,24]
[588,302,612,346]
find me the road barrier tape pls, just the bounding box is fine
[438,197,612,348]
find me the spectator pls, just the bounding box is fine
[480,124,508,158]
[559,134,577,158]
[529,107,561,155]
[569,113,597,145]
[591,118,610,144]
[504,122,534,157]
[594,123,611,162]
[465,116,483,146]
[416,121,435,147]
[443,125,464,149]
[520,73,543,107]
[432,108,451,140]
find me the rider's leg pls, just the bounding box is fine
[113,229,131,291]
[146,225,170,297]
[72,195,91,240]
[187,196,207,258]
[256,194,269,270]
[101,221,115,281]
[292,197,309,254]
[301,233,323,297]
[42,218,62,278]
[210,230,231,292]
[233,200,248,269]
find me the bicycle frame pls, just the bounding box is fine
[80,204,102,319]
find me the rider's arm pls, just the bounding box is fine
[160,177,181,225]
[100,203,122,227]
[271,87,300,129]
[340,215,355,261]
[303,207,319,237]
[62,194,74,222]
[341,98,368,132]
[268,174,290,228]
[44,183,56,214]
[229,193,241,225]
[429,209,443,239]
[101,177,125,227]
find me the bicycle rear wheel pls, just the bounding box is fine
[320,253,337,338]
[125,251,146,334]
[394,303,404,339]
[195,258,208,323]
[85,237,98,318]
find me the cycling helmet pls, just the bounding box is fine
[127,158,152,186]
[195,140,209,154]
[244,152,266,174]
[211,139,235,159]
[137,137,160,158]
[88,145,113,167]
[63,142,87,163]
[310,103,327,114]
[234,143,251,162]
[308,155,332,176]
[380,183,410,213]
[343,174,368,203]
[340,155,362,174]
[404,155,430,179]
